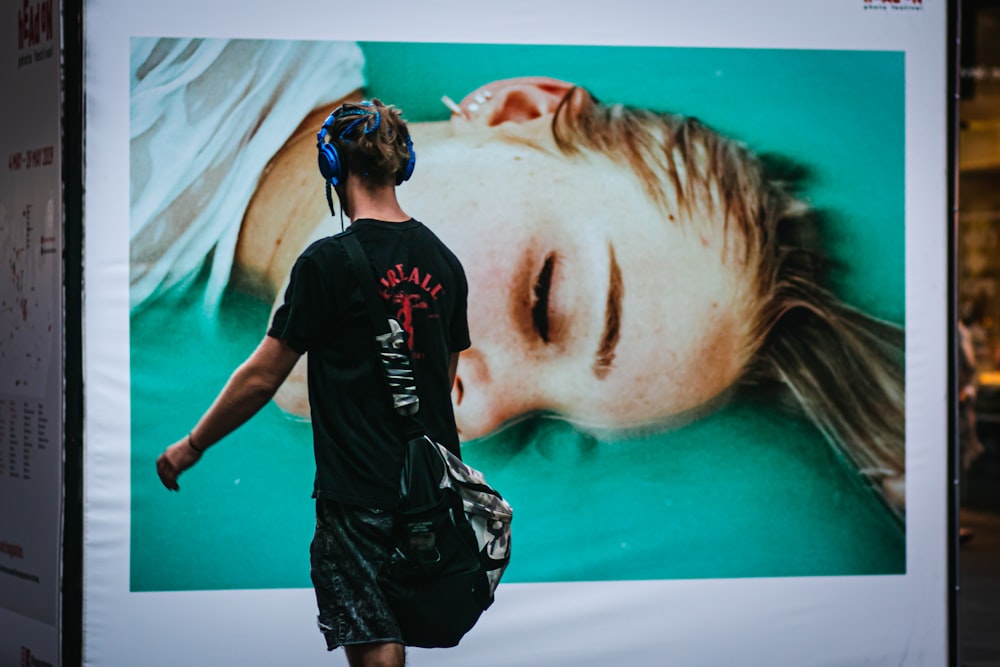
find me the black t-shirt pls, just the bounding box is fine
[268,218,470,508]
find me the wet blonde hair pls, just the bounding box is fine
[551,87,905,510]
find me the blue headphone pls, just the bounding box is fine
[316,102,415,188]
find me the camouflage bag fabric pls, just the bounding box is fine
[380,434,513,648]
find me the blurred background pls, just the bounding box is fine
[959,0,1000,505]
[958,2,1000,665]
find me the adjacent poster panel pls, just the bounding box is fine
[85,1,949,665]
[0,0,64,665]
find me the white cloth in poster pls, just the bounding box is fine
[129,39,364,309]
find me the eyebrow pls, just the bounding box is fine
[593,243,623,379]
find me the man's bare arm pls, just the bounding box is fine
[156,335,302,491]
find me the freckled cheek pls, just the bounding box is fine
[664,307,746,409]
[520,361,599,422]
[579,303,745,426]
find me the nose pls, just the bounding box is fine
[453,347,534,440]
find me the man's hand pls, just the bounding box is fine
[153,335,302,492]
[156,437,202,491]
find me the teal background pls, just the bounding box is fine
[130,42,904,591]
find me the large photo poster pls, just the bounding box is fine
[85,2,948,666]
[130,40,905,591]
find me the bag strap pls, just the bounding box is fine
[340,231,424,438]
[340,232,391,338]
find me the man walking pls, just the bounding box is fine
[156,99,470,667]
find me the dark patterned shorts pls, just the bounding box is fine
[310,498,403,650]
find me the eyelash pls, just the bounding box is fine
[531,253,556,344]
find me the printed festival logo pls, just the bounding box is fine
[16,0,55,69]
[379,263,444,357]
[863,0,924,11]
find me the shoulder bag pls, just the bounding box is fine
[340,231,513,648]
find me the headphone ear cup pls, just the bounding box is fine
[396,135,415,185]
[317,143,342,185]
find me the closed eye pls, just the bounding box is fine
[531,253,555,343]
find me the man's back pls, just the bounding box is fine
[268,218,469,508]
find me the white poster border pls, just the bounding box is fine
[84,1,950,665]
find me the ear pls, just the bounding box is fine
[454,77,576,127]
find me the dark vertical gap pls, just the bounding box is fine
[948,0,962,665]
[61,0,84,664]
[960,0,978,100]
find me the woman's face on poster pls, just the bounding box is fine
[402,116,758,439]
